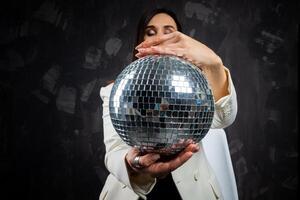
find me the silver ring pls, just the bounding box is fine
[133,156,142,168]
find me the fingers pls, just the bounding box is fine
[144,143,200,177]
[147,150,194,177]
[135,31,185,59]
[136,31,180,49]
[126,147,161,171]
[170,138,192,150]
[164,143,200,170]
[135,46,186,59]
[139,153,161,167]
[184,143,200,153]
[125,147,140,169]
[165,143,199,171]
[126,143,199,177]
[168,151,193,171]
[135,46,176,58]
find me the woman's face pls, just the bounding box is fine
[144,13,178,41]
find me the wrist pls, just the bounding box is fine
[209,55,223,71]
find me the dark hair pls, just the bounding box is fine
[132,8,182,61]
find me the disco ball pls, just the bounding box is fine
[109,55,214,155]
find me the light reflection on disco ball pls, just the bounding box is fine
[109,55,214,155]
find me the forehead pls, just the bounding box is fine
[147,13,177,27]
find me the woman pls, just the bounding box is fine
[99,8,237,200]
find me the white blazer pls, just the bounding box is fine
[99,68,237,200]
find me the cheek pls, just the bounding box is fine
[143,35,152,42]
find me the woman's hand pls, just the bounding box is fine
[125,142,200,178]
[135,31,229,101]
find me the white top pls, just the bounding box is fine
[99,67,238,200]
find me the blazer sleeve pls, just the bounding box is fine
[100,83,156,198]
[211,67,238,129]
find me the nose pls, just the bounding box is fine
[156,29,165,37]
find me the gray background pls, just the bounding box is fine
[0,0,298,199]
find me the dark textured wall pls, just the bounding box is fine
[0,0,298,199]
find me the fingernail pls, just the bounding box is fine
[188,152,193,157]
[135,45,142,49]
[153,154,160,160]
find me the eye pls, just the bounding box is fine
[164,27,175,34]
[164,29,173,34]
[145,29,156,37]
